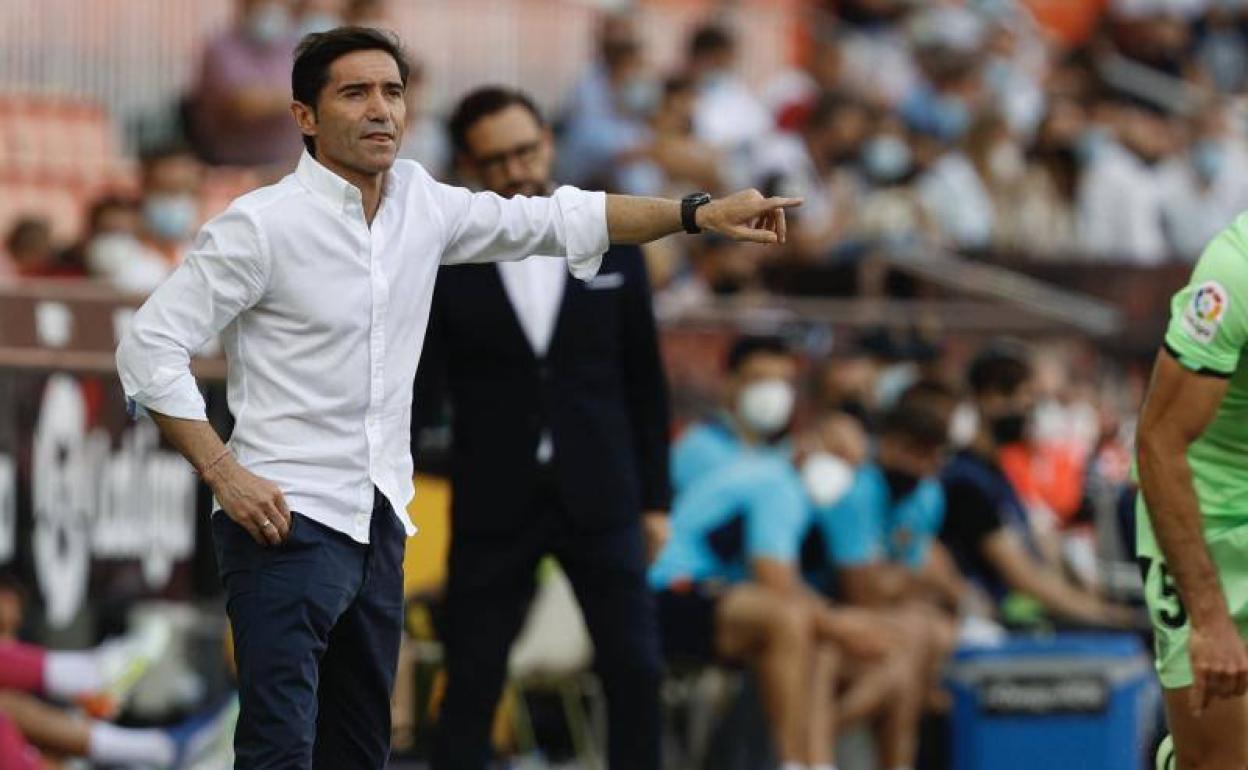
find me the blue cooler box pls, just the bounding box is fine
[946,633,1159,770]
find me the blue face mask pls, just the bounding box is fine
[296,12,340,38]
[934,96,971,141]
[619,78,657,116]
[143,195,198,242]
[1192,140,1225,183]
[862,135,913,183]
[1076,126,1111,164]
[248,4,291,45]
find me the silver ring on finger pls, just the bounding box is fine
[261,520,274,529]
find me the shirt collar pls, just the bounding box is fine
[296,151,360,214]
[297,150,400,217]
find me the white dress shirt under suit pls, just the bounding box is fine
[116,152,608,544]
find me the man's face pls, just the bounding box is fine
[460,105,554,198]
[878,433,944,482]
[297,49,406,178]
[729,352,799,437]
[145,154,202,198]
[978,379,1036,446]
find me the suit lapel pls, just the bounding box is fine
[547,270,576,356]
[488,265,538,360]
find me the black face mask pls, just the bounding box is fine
[990,413,1028,445]
[882,467,921,501]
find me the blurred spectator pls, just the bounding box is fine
[1076,95,1176,263]
[343,0,391,28]
[1108,0,1198,79]
[293,0,343,37]
[851,116,939,245]
[559,12,657,193]
[4,218,81,279]
[899,42,983,147]
[396,58,449,177]
[670,334,796,493]
[763,28,844,132]
[834,0,922,108]
[646,76,724,195]
[916,113,999,252]
[939,343,1135,628]
[139,147,204,265]
[1194,1,1248,93]
[76,195,157,291]
[188,0,303,168]
[686,23,774,189]
[1161,104,1248,260]
[753,92,871,260]
[87,149,203,294]
[994,98,1085,257]
[981,12,1049,137]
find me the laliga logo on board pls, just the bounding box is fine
[31,375,198,628]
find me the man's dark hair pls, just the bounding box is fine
[87,194,139,233]
[291,27,411,156]
[6,217,50,254]
[968,342,1032,397]
[880,400,949,451]
[447,86,545,157]
[0,568,26,605]
[806,91,868,133]
[139,144,197,182]
[726,334,793,373]
[689,24,734,59]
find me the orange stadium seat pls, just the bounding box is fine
[0,92,136,243]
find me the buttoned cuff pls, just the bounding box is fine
[552,186,608,280]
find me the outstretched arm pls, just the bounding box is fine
[605,189,799,245]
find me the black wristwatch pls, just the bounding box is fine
[681,192,712,234]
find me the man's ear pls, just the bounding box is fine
[291,101,317,144]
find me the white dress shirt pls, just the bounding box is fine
[116,152,607,543]
[497,256,567,357]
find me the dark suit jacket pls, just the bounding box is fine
[414,245,671,536]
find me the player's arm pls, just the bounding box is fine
[1138,347,1240,710]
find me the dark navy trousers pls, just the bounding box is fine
[212,488,405,770]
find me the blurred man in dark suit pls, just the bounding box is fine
[417,86,671,770]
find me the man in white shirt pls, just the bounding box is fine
[114,27,798,770]
[418,86,672,770]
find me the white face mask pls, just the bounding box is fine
[736,379,795,436]
[988,142,1025,182]
[949,401,979,448]
[801,452,854,507]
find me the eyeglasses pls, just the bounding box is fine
[472,140,542,174]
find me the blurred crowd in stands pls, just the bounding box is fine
[7,0,1248,291]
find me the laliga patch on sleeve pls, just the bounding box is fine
[1182,281,1230,344]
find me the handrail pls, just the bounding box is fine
[880,247,1124,337]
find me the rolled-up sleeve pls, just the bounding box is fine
[116,207,269,421]
[435,181,608,280]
